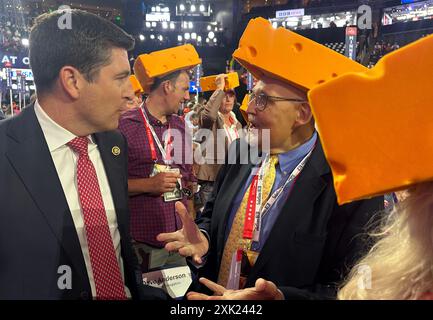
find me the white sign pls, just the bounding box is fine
[142,266,192,299]
[276,8,305,18]
[1,68,34,81]
[146,12,170,22]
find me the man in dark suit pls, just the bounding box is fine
[0,10,165,300]
[158,75,383,300]
[157,20,384,300]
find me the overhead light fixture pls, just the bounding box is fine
[151,22,157,27]
[158,35,163,41]
[199,4,205,12]
[21,38,29,46]
[272,21,278,29]
[162,21,168,29]
[178,35,183,41]
[191,32,197,39]
[189,22,193,29]
[145,22,151,28]
[208,31,215,39]
[207,25,211,31]
[156,5,161,12]
[190,4,196,12]
[206,38,210,43]
[150,34,155,39]
[213,37,217,43]
[197,35,202,42]
[179,4,185,11]
[139,34,145,41]
[184,32,191,40]
[170,22,175,29]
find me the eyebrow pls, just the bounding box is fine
[115,70,131,78]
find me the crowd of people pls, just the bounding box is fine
[0,8,432,302]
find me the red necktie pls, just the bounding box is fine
[67,137,127,300]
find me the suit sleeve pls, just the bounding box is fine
[279,196,384,300]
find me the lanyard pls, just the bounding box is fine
[139,105,172,164]
[242,148,314,242]
[223,124,239,144]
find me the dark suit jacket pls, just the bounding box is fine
[196,139,383,299]
[0,105,166,300]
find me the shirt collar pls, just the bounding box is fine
[143,103,171,127]
[34,100,95,152]
[277,131,317,174]
[218,111,238,126]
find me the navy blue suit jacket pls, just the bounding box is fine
[0,105,166,300]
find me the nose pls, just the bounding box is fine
[124,79,135,101]
[246,94,256,115]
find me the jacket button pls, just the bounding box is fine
[80,291,90,300]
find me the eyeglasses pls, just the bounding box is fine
[249,92,307,111]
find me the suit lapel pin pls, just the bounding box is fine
[112,146,121,156]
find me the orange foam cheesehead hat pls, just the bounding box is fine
[129,75,144,96]
[239,94,249,123]
[200,72,240,92]
[308,34,433,204]
[134,44,201,94]
[232,17,367,90]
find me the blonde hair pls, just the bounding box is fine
[338,182,433,300]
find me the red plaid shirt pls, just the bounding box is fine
[118,105,196,247]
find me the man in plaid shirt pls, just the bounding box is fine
[119,68,196,274]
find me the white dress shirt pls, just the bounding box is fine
[219,111,240,144]
[34,101,131,298]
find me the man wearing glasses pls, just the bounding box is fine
[157,18,384,300]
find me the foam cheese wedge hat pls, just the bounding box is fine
[232,17,367,90]
[308,34,433,205]
[200,72,240,92]
[134,44,201,93]
[129,75,144,96]
[239,93,249,123]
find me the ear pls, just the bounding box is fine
[58,66,85,100]
[162,80,173,95]
[294,102,313,127]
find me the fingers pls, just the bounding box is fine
[165,240,185,252]
[175,201,190,221]
[156,231,181,243]
[192,253,203,265]
[164,172,182,179]
[186,291,211,300]
[178,246,193,257]
[162,183,177,191]
[254,278,268,292]
[254,278,284,300]
[199,277,226,296]
[164,177,179,184]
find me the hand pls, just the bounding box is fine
[187,278,285,300]
[148,172,181,195]
[215,74,228,91]
[156,201,209,264]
